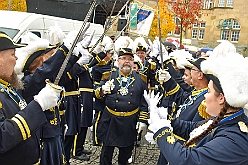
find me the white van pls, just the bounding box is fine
[0,10,104,43]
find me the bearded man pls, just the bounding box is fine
[0,32,61,165]
[94,48,149,165]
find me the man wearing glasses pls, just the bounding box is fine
[94,47,148,165]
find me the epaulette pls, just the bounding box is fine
[101,71,111,81]
[96,60,107,66]
[140,73,147,83]
[238,121,248,133]
[198,100,211,119]
[149,61,156,70]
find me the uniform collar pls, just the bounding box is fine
[0,78,9,88]
[192,87,208,96]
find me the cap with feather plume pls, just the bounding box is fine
[114,36,134,57]
[201,53,248,113]
[15,32,50,76]
[132,37,148,53]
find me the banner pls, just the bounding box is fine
[129,3,138,29]
[130,9,154,36]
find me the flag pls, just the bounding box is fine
[130,9,154,36]
[129,3,138,29]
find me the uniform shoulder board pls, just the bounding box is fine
[198,100,211,119]
[101,71,111,81]
[238,121,248,133]
[149,61,157,70]
[140,73,147,83]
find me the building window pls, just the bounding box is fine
[193,22,198,28]
[203,0,213,9]
[218,0,225,7]
[226,0,234,7]
[198,30,205,40]
[217,0,234,7]
[221,30,230,40]
[231,31,240,42]
[233,20,240,29]
[192,22,205,40]
[192,29,197,39]
[200,22,206,28]
[219,19,240,42]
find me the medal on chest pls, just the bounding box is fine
[119,87,129,96]
[118,71,131,96]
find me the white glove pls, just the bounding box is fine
[34,84,62,111]
[102,79,115,94]
[157,107,168,119]
[136,122,147,136]
[94,43,105,54]
[145,132,156,144]
[77,48,91,65]
[143,90,163,110]
[148,118,172,133]
[158,69,171,83]
[63,40,83,57]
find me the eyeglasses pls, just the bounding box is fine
[191,68,201,72]
[119,57,134,62]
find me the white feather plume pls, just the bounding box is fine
[201,53,248,110]
[132,37,148,53]
[114,36,133,53]
[210,40,236,59]
[47,22,66,45]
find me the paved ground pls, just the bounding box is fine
[70,129,160,165]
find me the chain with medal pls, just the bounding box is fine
[0,84,27,110]
[118,72,131,96]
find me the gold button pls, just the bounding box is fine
[130,93,132,96]
[128,102,131,104]
[116,100,118,102]
[0,89,4,92]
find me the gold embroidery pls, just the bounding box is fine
[238,121,248,133]
[198,100,211,119]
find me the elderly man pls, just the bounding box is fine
[0,32,61,164]
[95,47,148,165]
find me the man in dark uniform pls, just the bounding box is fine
[95,47,149,165]
[133,37,157,90]
[91,44,115,146]
[0,32,61,165]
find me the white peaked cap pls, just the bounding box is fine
[15,32,49,75]
[201,53,248,112]
[47,22,66,45]
[114,36,133,53]
[169,49,193,69]
[132,36,148,53]
[210,40,236,59]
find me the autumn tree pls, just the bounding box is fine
[0,0,27,12]
[149,0,175,41]
[168,0,203,48]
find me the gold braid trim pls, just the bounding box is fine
[198,100,211,119]
[94,87,103,99]
[59,47,67,56]
[165,84,180,97]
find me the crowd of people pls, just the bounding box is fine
[0,23,248,165]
